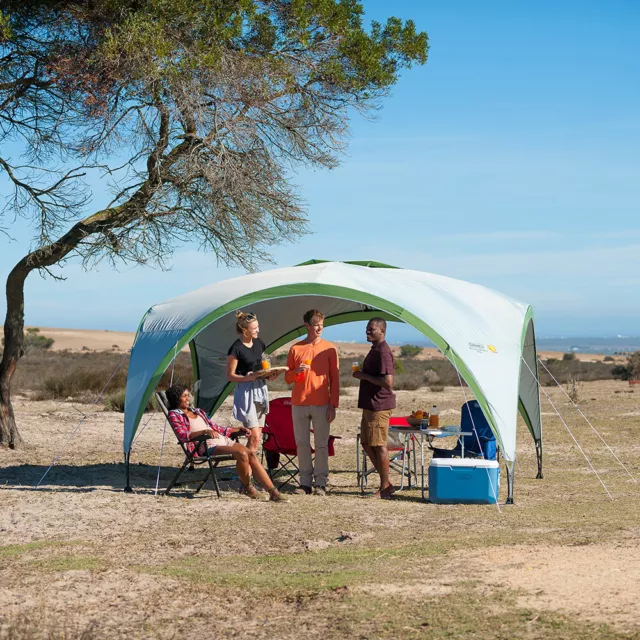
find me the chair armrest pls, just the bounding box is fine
[188,434,209,443]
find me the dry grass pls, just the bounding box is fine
[6,350,617,410]
[1,370,640,638]
[10,351,194,404]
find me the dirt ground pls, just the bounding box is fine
[1,380,640,639]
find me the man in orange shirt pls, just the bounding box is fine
[285,309,340,496]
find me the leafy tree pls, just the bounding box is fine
[0,1,429,447]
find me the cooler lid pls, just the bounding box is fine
[429,458,500,469]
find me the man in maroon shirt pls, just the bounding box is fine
[353,317,397,499]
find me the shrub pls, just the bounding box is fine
[394,359,405,374]
[563,352,577,361]
[539,358,615,385]
[105,390,156,413]
[394,377,420,391]
[566,376,580,403]
[423,369,440,386]
[629,351,640,379]
[612,365,632,380]
[611,351,640,381]
[24,327,54,352]
[429,385,445,393]
[338,372,358,388]
[603,356,614,362]
[400,344,422,358]
[105,389,126,412]
[1,327,54,353]
[35,368,127,400]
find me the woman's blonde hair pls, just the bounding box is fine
[235,310,257,334]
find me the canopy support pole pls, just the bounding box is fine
[535,439,543,479]
[124,452,132,493]
[506,461,515,504]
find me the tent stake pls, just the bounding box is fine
[124,452,133,493]
[535,439,543,479]
[506,461,514,504]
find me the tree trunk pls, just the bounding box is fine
[0,171,165,449]
[0,261,29,449]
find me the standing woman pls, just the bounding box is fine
[227,311,281,452]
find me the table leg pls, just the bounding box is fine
[399,434,408,490]
[407,435,412,489]
[356,433,362,493]
[421,434,426,502]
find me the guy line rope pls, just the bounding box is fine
[35,349,131,489]
[520,356,614,501]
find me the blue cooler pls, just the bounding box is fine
[428,458,500,504]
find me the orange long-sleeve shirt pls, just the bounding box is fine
[285,339,340,408]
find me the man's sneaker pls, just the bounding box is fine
[313,486,327,497]
[294,485,312,495]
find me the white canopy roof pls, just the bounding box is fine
[124,261,542,464]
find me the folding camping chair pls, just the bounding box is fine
[156,390,237,498]
[356,416,418,492]
[431,400,498,460]
[262,397,339,490]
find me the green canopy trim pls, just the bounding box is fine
[128,282,525,456]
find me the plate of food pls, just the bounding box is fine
[406,410,430,427]
[254,366,288,379]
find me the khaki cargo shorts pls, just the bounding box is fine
[360,409,392,447]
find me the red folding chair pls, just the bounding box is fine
[262,397,338,490]
[356,415,418,492]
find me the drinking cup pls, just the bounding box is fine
[352,362,360,372]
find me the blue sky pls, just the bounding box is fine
[1,0,639,340]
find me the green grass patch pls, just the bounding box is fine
[342,587,634,639]
[0,540,104,573]
[29,555,105,572]
[138,540,455,591]
[0,539,80,559]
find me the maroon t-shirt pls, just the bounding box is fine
[357,340,396,411]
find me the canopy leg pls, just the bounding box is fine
[124,452,133,493]
[505,461,514,504]
[535,439,543,479]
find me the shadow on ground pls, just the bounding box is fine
[0,461,239,494]
[0,462,429,501]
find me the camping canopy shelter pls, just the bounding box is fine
[123,260,543,502]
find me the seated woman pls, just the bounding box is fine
[165,384,286,502]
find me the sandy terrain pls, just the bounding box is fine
[7,326,625,363]
[2,379,640,638]
[21,327,138,352]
